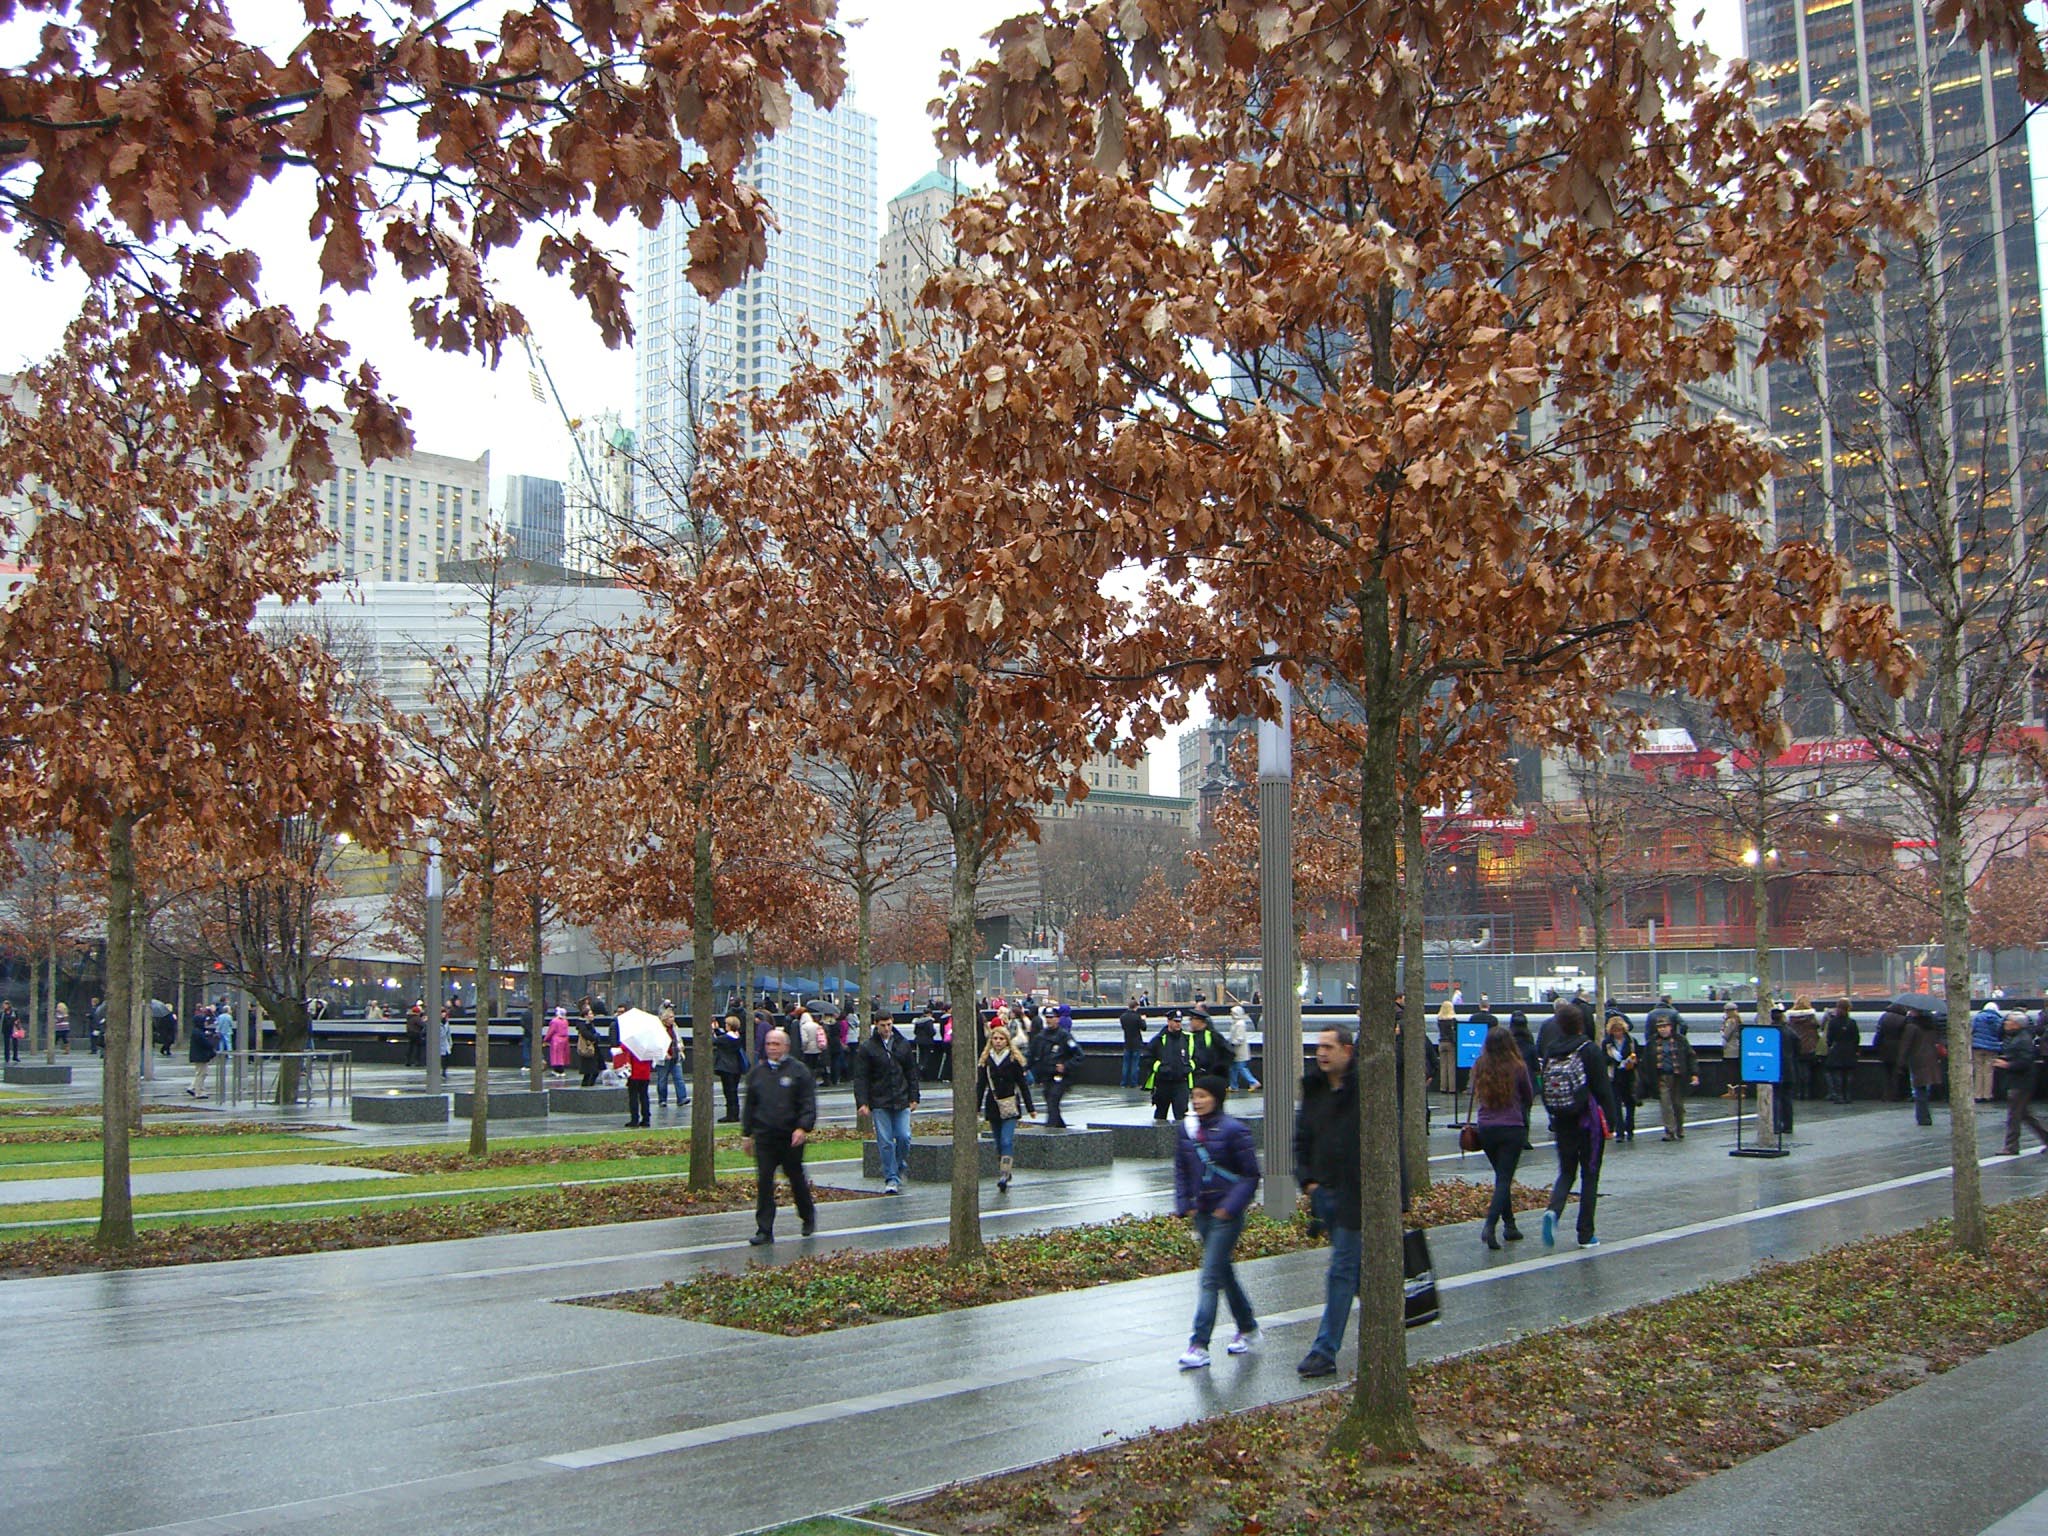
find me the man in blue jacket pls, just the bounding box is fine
[1972,1003,2007,1102]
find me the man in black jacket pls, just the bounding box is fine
[852,1011,921,1194]
[1118,1003,1147,1088]
[1144,1011,1198,1121]
[1292,1024,1361,1378]
[741,1027,818,1244]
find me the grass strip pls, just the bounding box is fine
[588,1181,1553,1336]
[892,1191,2048,1536]
[0,1177,870,1276]
[340,1119,955,1175]
[0,1134,341,1167]
[0,1120,344,1146]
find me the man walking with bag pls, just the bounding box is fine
[742,1027,817,1245]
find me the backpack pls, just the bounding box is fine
[1541,1043,1592,1117]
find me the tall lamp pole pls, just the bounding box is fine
[1259,659,1299,1218]
[424,838,444,1094]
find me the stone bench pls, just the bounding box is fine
[352,1092,451,1125]
[453,1089,549,1120]
[547,1085,629,1116]
[1106,1114,1264,1160]
[4,1063,72,1086]
[861,1127,1116,1182]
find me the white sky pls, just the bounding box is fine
[27,0,2048,794]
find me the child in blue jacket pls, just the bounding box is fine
[1172,1074,1261,1369]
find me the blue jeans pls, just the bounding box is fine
[1121,1046,1143,1088]
[871,1106,914,1185]
[1309,1188,1361,1360]
[654,1055,687,1105]
[991,1115,1017,1157]
[1230,1060,1260,1091]
[1189,1210,1256,1348]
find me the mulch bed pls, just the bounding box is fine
[0,1178,868,1277]
[588,1181,1553,1336]
[890,1193,2048,1536]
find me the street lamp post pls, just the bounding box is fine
[1258,658,1299,1218]
[424,839,444,1094]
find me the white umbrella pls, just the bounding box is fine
[615,1007,669,1062]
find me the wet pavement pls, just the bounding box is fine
[4,1080,2046,1536]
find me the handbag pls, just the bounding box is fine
[994,1094,1020,1121]
[1458,1122,1481,1153]
[1403,1227,1441,1329]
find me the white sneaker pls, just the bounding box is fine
[1227,1329,1258,1355]
[1177,1347,1211,1370]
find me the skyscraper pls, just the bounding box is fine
[561,411,635,573]
[1742,0,2048,732]
[879,161,961,350]
[500,473,565,566]
[634,92,877,502]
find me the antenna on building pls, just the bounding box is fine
[520,333,607,517]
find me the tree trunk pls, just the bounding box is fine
[128,917,147,1126]
[1939,799,1987,1253]
[855,877,875,1037]
[43,943,56,1062]
[26,941,41,1069]
[688,820,718,1192]
[471,869,494,1158]
[529,893,545,1093]
[174,961,186,1055]
[98,813,138,1249]
[1399,793,1431,1192]
[946,812,985,1263]
[270,997,312,1106]
[742,938,754,1020]
[1331,579,1421,1456]
[1589,874,1610,1017]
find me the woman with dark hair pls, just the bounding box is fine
[1539,999,1621,1247]
[1472,1026,1533,1250]
[1824,999,1860,1104]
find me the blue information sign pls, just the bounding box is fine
[1741,1026,1782,1084]
[1456,1021,1488,1069]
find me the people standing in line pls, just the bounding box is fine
[852,1009,921,1195]
[1971,1000,2006,1103]
[1786,995,1823,1101]
[1538,999,1621,1248]
[1873,1003,1909,1100]
[977,1022,1035,1192]
[1472,1025,1534,1249]
[1899,1007,1946,1127]
[1509,1010,1539,1085]
[1469,994,1500,1035]
[713,1014,747,1123]
[1643,1009,1698,1140]
[1119,1000,1147,1088]
[1435,1000,1459,1093]
[1173,1075,1261,1370]
[575,1000,603,1088]
[1145,1009,1199,1122]
[655,1002,688,1111]
[1601,1014,1639,1143]
[613,1036,653,1128]
[1293,1023,1360,1378]
[544,1005,572,1078]
[1029,1005,1084,1128]
[1226,1004,1260,1093]
[742,1026,817,1245]
[1994,1012,2048,1156]
[1823,999,1860,1104]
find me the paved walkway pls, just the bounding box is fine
[5,1087,2047,1536]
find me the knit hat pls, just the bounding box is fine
[1194,1073,1230,1103]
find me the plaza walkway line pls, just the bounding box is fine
[4,1102,2040,1536]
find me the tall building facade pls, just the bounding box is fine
[500,473,565,567]
[879,161,961,349]
[252,427,490,583]
[1743,0,2048,732]
[635,93,877,497]
[562,411,635,572]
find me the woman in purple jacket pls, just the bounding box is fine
[1471,1026,1534,1249]
[1172,1074,1261,1369]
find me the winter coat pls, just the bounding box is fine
[1602,1031,1641,1101]
[1786,1008,1822,1059]
[1540,1033,1621,1133]
[1642,1029,1695,1088]
[1119,1008,1146,1048]
[1173,1109,1260,1219]
[1292,1062,1362,1230]
[851,1028,921,1113]
[1997,1024,2039,1079]
[1028,1024,1083,1083]
[712,1027,746,1076]
[741,1054,818,1137]
[1824,1008,1860,1070]
[976,1049,1035,1128]
[611,1045,652,1082]
[1228,1010,1253,1062]
[1873,1007,1909,1069]
[1144,1026,1197,1089]
[1972,1007,2007,1054]
[1899,1014,1947,1085]
[544,1015,572,1068]
[188,1020,217,1066]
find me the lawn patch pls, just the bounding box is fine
[590,1183,1551,1335]
[892,1193,2048,1536]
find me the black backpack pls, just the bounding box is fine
[1542,1043,1592,1117]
